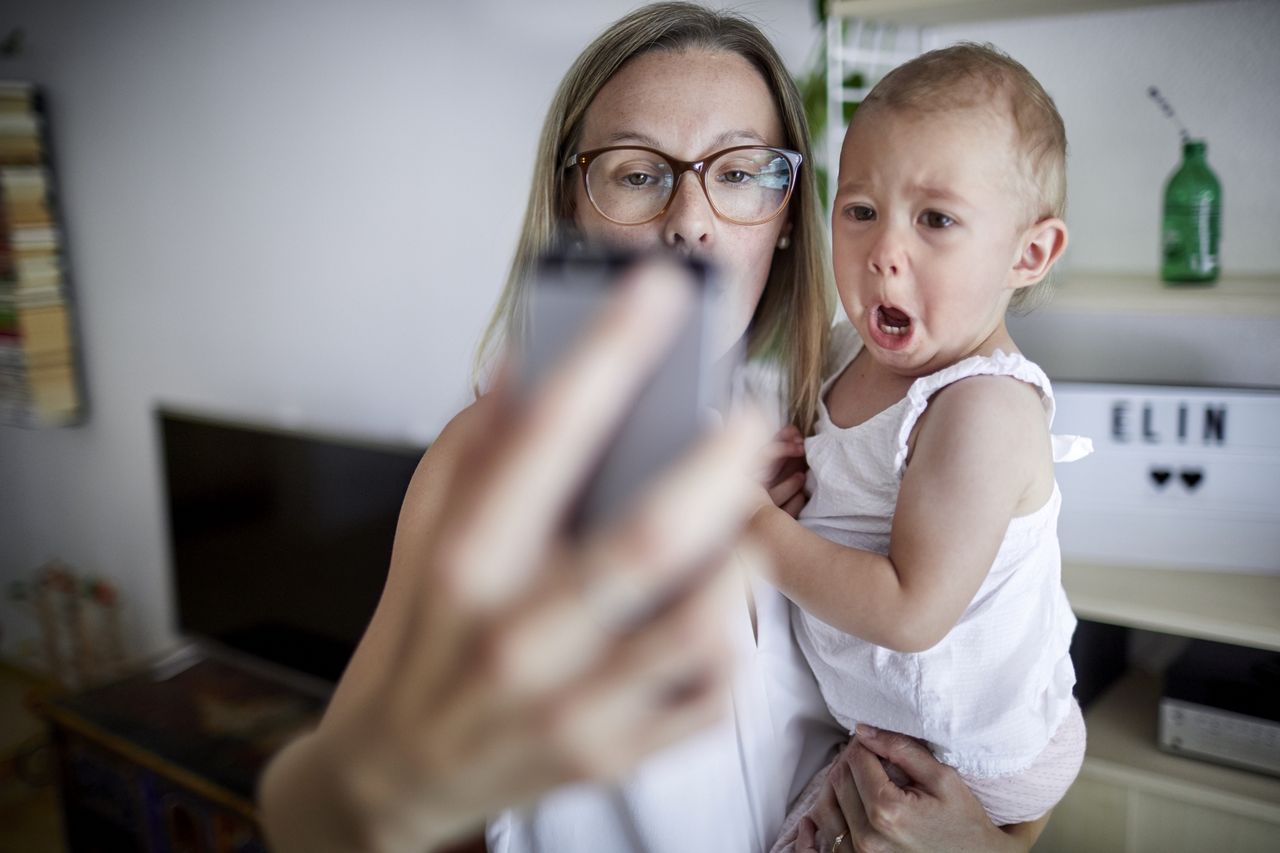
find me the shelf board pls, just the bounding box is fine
[1063,561,1280,652]
[828,0,1207,26]
[1082,671,1280,820]
[1043,273,1280,317]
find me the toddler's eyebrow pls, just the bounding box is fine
[834,178,971,211]
[910,183,967,205]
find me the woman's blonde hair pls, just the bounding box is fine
[473,1,832,432]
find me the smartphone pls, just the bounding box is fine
[521,247,735,535]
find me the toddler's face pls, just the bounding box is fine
[831,104,1033,377]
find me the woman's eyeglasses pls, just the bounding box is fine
[567,145,802,226]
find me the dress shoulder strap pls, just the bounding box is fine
[891,350,1090,475]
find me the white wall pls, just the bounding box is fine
[0,0,1276,667]
[929,0,1280,276]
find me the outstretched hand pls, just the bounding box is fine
[258,260,772,853]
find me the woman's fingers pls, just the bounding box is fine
[528,558,738,782]
[854,725,946,791]
[805,766,852,852]
[830,749,875,842]
[461,533,738,705]
[796,815,819,852]
[450,260,698,610]
[575,410,770,632]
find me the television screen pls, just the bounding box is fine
[157,408,424,682]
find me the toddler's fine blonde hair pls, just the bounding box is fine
[857,42,1067,310]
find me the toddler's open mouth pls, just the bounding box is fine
[876,305,911,336]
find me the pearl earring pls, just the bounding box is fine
[776,235,791,250]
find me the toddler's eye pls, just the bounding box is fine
[921,211,955,229]
[846,204,875,221]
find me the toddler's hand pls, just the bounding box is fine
[761,425,808,518]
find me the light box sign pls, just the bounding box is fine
[1051,383,1280,574]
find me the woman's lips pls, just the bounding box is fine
[868,305,912,350]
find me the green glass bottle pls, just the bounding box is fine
[1161,140,1221,284]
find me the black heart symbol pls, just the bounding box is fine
[1150,468,1172,487]
[1181,469,1204,490]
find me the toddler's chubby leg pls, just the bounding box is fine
[960,700,1087,826]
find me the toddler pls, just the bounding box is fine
[757,43,1093,846]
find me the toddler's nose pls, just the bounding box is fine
[867,231,904,276]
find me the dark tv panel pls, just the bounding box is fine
[157,408,424,682]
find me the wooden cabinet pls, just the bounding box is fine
[1038,568,1280,852]
[1018,278,1280,851]
[35,646,325,853]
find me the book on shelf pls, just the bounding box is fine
[0,79,81,427]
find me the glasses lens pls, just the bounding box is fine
[584,149,675,224]
[706,148,794,224]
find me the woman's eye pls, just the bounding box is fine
[921,211,955,228]
[847,204,874,221]
[623,172,654,187]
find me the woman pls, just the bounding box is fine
[259,5,1050,852]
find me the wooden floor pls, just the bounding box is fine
[0,663,64,853]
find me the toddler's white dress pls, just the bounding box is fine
[787,324,1091,832]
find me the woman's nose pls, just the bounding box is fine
[662,173,714,252]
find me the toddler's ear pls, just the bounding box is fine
[1012,217,1068,288]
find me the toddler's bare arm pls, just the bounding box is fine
[752,375,1050,652]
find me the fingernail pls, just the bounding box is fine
[856,724,879,739]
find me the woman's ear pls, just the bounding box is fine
[1012,217,1068,288]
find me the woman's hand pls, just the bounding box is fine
[258,261,771,853]
[795,727,1048,853]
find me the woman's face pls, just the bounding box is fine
[572,48,791,353]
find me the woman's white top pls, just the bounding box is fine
[488,358,844,853]
[794,324,1091,778]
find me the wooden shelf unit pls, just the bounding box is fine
[1063,561,1280,653]
[1045,273,1280,318]
[1083,671,1280,821]
[826,0,1208,27]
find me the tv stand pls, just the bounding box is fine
[35,644,328,852]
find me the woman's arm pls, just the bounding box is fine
[752,375,1050,653]
[258,262,771,853]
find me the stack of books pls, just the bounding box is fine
[0,80,81,427]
